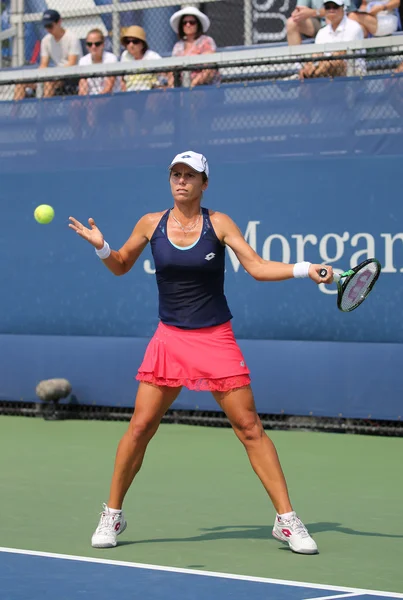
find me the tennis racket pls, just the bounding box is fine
[319,258,381,312]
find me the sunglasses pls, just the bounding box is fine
[44,23,55,29]
[182,19,197,25]
[86,41,103,47]
[124,38,142,45]
[324,3,341,8]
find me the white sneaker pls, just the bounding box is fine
[272,512,318,554]
[91,503,127,548]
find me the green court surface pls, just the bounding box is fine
[0,416,402,594]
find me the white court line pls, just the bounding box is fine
[1,547,403,598]
[306,593,364,600]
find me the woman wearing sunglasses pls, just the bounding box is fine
[78,29,119,96]
[120,26,161,93]
[119,25,162,138]
[168,6,219,88]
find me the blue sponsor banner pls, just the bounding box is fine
[1,75,403,416]
[0,151,401,342]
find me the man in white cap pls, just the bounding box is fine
[299,0,364,79]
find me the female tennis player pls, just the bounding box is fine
[69,150,333,555]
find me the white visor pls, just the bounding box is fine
[170,151,209,178]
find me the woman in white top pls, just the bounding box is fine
[79,29,119,96]
[348,0,400,36]
[119,26,161,92]
[119,26,162,138]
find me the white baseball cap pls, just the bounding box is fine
[169,151,209,178]
[324,0,345,5]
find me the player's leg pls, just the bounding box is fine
[108,382,181,508]
[91,382,181,548]
[212,385,292,513]
[212,385,318,554]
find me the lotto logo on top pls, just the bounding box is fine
[205,253,215,261]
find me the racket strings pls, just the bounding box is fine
[340,262,380,311]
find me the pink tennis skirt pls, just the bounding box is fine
[136,321,251,392]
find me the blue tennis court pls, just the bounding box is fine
[2,548,403,600]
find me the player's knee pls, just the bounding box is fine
[235,415,262,443]
[129,418,159,443]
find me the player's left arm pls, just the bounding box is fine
[212,212,333,284]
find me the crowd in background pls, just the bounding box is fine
[13,6,219,101]
[8,0,403,101]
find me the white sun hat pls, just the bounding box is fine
[170,151,210,177]
[169,6,211,34]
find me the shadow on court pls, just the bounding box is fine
[115,522,403,547]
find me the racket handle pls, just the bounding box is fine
[320,268,341,283]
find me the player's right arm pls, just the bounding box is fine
[69,213,161,276]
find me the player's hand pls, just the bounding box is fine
[68,217,104,250]
[309,264,334,284]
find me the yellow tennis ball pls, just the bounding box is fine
[34,204,55,224]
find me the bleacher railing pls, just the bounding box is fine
[1,36,403,155]
[1,35,403,95]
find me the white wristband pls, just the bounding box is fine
[293,261,311,278]
[95,241,111,260]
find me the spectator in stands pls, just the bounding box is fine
[69,29,119,137]
[168,6,219,87]
[14,9,82,100]
[78,29,119,96]
[287,0,327,45]
[120,26,161,92]
[348,0,400,37]
[299,0,364,79]
[120,26,161,138]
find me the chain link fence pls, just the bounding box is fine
[1,44,403,153]
[1,400,403,435]
[1,40,403,100]
[4,0,302,68]
[1,0,12,68]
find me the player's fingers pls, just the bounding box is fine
[69,216,83,228]
[69,226,89,240]
[88,218,98,230]
[318,265,333,284]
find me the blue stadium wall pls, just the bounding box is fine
[1,75,403,420]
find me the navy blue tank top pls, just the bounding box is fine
[150,207,233,329]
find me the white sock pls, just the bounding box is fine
[106,506,122,514]
[277,510,295,520]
